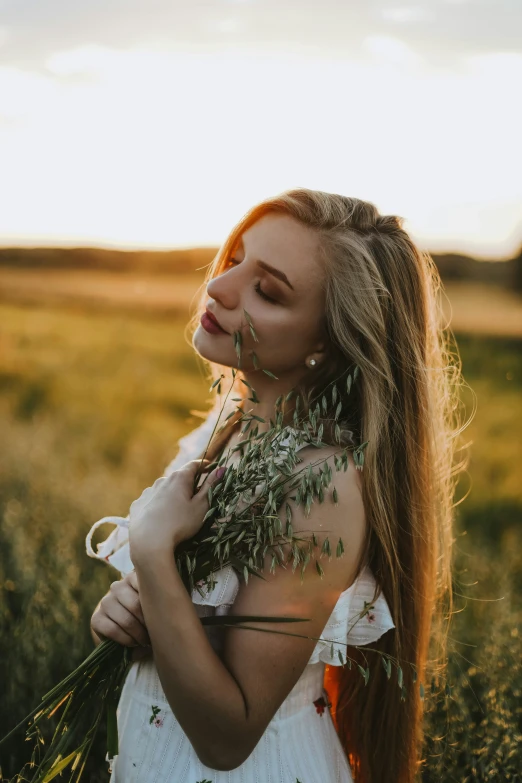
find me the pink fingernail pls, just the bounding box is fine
[216,467,225,479]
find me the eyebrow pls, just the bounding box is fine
[236,236,295,291]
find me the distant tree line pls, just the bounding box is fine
[433,248,522,292]
[0,244,521,292]
[0,247,218,275]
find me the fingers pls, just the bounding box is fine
[101,600,150,647]
[126,569,140,592]
[180,458,211,474]
[93,581,151,647]
[91,602,139,647]
[91,612,139,648]
[118,574,146,624]
[196,464,225,493]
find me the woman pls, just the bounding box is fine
[88,189,461,782]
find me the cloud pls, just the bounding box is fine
[381,7,436,23]
[362,35,423,66]
[0,0,520,74]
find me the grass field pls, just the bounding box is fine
[0,292,521,782]
[2,266,522,334]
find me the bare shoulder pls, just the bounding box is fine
[282,443,366,589]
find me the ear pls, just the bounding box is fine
[311,343,328,364]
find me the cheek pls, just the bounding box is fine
[253,316,304,360]
[249,308,292,344]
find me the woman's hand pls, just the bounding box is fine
[129,458,225,563]
[91,570,151,661]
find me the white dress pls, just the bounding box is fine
[86,405,395,783]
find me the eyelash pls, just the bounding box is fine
[226,259,277,304]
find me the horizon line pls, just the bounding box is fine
[0,238,520,263]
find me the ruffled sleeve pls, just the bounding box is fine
[308,565,395,665]
[85,404,222,577]
[187,563,394,666]
[191,564,240,608]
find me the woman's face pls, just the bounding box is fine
[193,213,327,381]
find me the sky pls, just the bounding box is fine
[0,0,521,259]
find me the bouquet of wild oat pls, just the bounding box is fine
[0,313,388,783]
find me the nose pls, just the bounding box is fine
[206,266,240,311]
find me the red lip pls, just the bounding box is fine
[205,308,228,333]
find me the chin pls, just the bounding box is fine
[192,326,229,365]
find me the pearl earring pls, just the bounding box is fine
[308,359,317,367]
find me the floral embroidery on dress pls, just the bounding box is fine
[313,696,331,716]
[149,705,163,726]
[363,600,376,623]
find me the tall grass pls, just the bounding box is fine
[0,303,521,781]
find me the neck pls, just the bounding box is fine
[229,366,308,435]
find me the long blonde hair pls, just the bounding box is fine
[186,189,466,782]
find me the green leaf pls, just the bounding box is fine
[285,502,292,525]
[262,369,279,379]
[397,665,404,689]
[321,537,331,557]
[419,682,425,700]
[243,309,259,342]
[315,560,324,578]
[106,689,119,757]
[201,614,310,626]
[357,664,370,686]
[332,487,338,505]
[42,752,79,782]
[210,375,223,390]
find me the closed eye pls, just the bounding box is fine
[226,258,278,304]
[254,281,277,303]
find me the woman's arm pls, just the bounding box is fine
[134,553,251,770]
[133,447,365,771]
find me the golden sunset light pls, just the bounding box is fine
[0,3,521,257]
[1,6,522,781]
